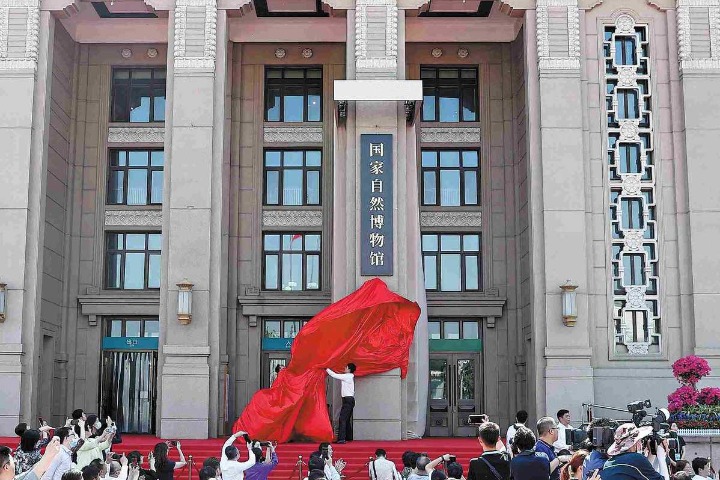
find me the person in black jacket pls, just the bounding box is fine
[468,422,510,480]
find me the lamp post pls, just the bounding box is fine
[177,280,193,325]
[0,282,6,323]
[560,280,578,327]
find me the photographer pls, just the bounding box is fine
[601,423,665,480]
[581,418,619,480]
[243,441,277,480]
[507,411,529,458]
[220,432,254,480]
[468,422,510,480]
[310,443,343,480]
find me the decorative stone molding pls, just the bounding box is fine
[603,16,662,355]
[420,127,482,143]
[264,126,323,143]
[173,0,217,71]
[0,0,39,71]
[262,210,323,227]
[121,48,133,58]
[677,0,720,70]
[420,211,482,228]
[105,210,163,227]
[108,127,165,144]
[536,0,581,70]
[274,48,286,59]
[355,0,398,78]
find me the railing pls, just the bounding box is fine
[678,428,720,437]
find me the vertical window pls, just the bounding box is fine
[422,233,481,292]
[105,233,162,290]
[265,68,322,122]
[264,150,322,206]
[111,68,166,123]
[263,233,321,291]
[421,150,480,206]
[107,150,164,205]
[421,67,478,123]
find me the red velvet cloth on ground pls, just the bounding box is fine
[233,278,421,443]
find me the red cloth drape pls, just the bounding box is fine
[233,278,421,442]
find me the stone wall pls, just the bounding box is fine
[40,21,75,425]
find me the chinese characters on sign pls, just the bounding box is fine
[361,134,393,276]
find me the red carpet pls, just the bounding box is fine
[0,435,482,480]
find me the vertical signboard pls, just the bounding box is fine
[360,134,393,276]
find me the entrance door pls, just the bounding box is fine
[428,353,482,437]
[100,350,157,433]
[261,352,291,388]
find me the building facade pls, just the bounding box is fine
[0,0,718,439]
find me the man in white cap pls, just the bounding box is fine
[600,423,666,480]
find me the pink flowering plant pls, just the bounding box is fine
[668,355,720,429]
[672,355,711,386]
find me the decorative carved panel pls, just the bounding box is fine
[604,15,661,355]
[262,210,323,227]
[105,210,163,227]
[173,0,217,71]
[536,0,580,70]
[677,0,720,70]
[108,127,165,144]
[355,0,398,78]
[420,211,482,227]
[0,0,39,71]
[420,127,482,144]
[264,126,323,143]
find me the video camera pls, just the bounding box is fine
[568,400,671,454]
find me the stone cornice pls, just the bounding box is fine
[262,210,323,227]
[105,209,163,227]
[108,127,165,144]
[420,127,482,143]
[263,126,323,143]
[420,211,482,227]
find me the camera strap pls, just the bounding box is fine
[371,461,378,480]
[478,457,503,480]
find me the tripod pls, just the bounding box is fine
[288,455,307,480]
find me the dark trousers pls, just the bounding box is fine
[337,396,355,441]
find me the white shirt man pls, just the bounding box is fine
[326,364,357,443]
[220,432,256,480]
[505,410,528,457]
[369,450,401,480]
[553,410,572,453]
[42,429,76,480]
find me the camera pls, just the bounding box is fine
[565,428,588,447]
[258,442,272,447]
[590,426,617,453]
[467,415,488,426]
[447,456,456,464]
[242,434,251,444]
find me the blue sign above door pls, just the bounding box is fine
[262,338,294,351]
[102,337,159,350]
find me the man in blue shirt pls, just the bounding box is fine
[534,417,561,480]
[600,423,664,480]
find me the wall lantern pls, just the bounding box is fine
[560,280,578,326]
[177,280,193,325]
[0,282,6,323]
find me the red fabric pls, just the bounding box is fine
[233,278,421,443]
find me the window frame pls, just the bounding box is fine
[110,68,167,123]
[422,233,482,292]
[106,149,164,206]
[105,232,162,290]
[262,232,322,291]
[428,318,481,340]
[420,66,479,123]
[105,317,160,338]
[420,149,481,207]
[264,67,323,123]
[262,318,311,339]
[263,149,323,206]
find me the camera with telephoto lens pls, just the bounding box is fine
[446,456,456,464]
[626,400,671,456]
[565,427,589,448]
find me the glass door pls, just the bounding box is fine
[428,353,482,437]
[100,350,157,434]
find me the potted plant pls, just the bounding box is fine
[668,355,720,430]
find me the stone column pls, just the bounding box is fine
[525,1,594,421]
[333,0,426,439]
[158,0,227,438]
[0,1,52,435]
[676,0,720,368]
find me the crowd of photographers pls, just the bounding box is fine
[1,406,715,480]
